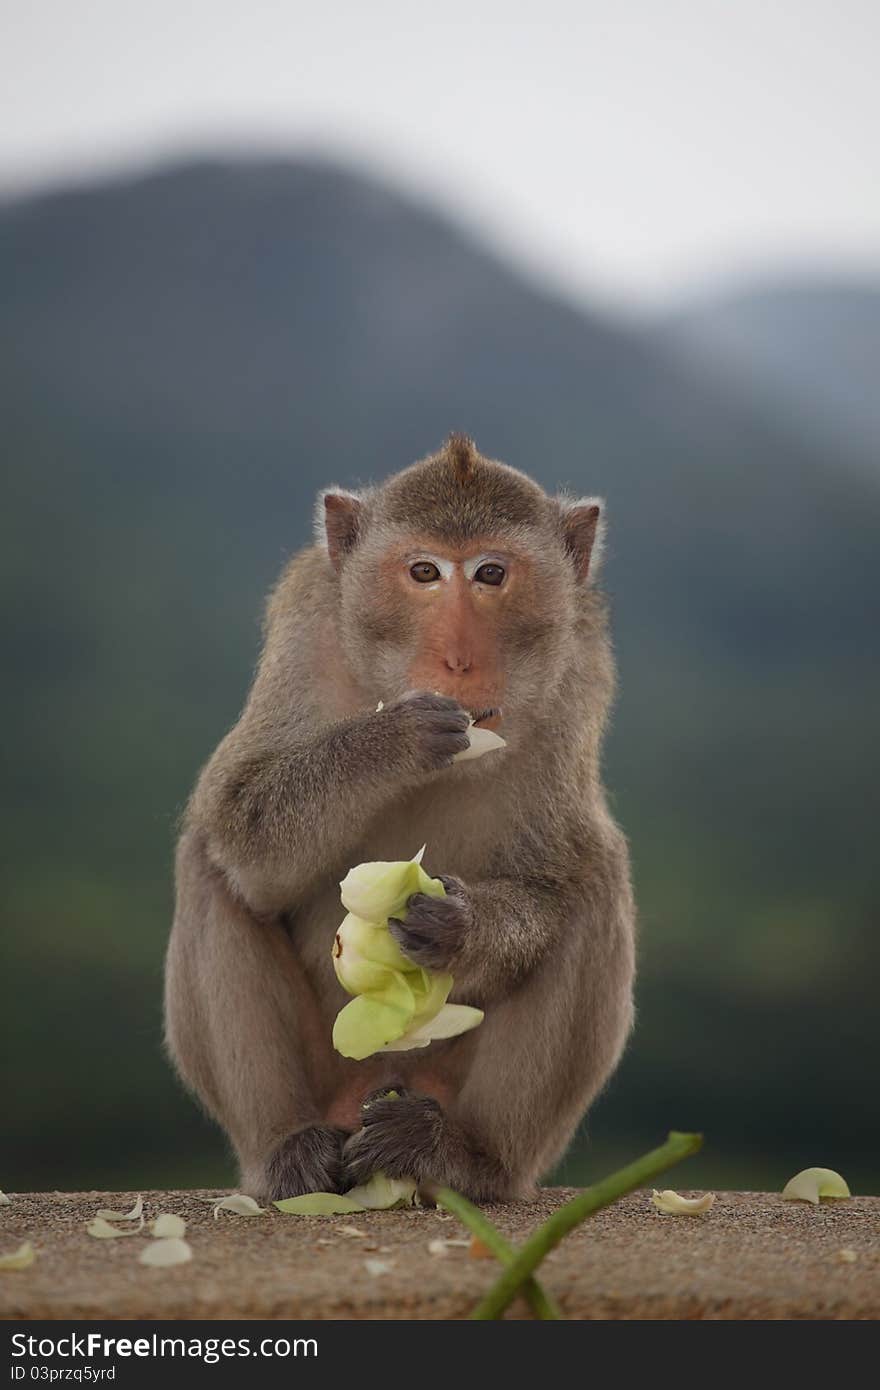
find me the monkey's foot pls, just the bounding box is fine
[265,1123,349,1202]
[343,1093,443,1187]
[360,1082,416,1110]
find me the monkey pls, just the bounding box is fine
[164,434,635,1203]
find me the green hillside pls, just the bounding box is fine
[2,158,878,1194]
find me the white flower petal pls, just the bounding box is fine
[781,1167,851,1204]
[344,1174,417,1210]
[0,1191,11,1206]
[380,1002,484,1051]
[96,1195,143,1222]
[0,1241,35,1270]
[0,1240,33,1270]
[452,721,506,763]
[139,1237,192,1267]
[150,1214,187,1238]
[650,1189,716,1216]
[212,1194,266,1218]
[86,1216,145,1239]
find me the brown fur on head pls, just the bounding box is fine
[316,436,607,744]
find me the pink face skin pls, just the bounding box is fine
[377,536,529,732]
[336,509,569,744]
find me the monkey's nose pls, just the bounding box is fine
[444,651,473,674]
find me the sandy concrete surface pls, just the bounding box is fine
[1,1188,878,1320]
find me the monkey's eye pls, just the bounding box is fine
[410,561,441,583]
[474,563,505,586]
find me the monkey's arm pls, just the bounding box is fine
[391,873,575,1002]
[190,692,469,912]
[390,821,623,1002]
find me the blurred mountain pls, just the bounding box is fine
[657,276,880,468]
[2,158,878,1193]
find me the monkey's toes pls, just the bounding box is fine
[360,1093,441,1129]
[343,1096,443,1186]
[361,1083,416,1111]
[265,1123,349,1202]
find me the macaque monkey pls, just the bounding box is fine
[164,435,635,1202]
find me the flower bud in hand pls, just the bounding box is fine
[331,849,483,1060]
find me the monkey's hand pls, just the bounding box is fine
[342,1091,443,1186]
[388,873,473,971]
[380,692,471,774]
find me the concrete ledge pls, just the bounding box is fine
[1,1189,877,1320]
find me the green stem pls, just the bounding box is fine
[434,1187,561,1320]
[470,1131,703,1321]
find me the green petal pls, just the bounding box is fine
[332,982,415,1060]
[333,929,401,996]
[335,913,414,973]
[274,1193,366,1214]
[339,860,418,921]
[344,1173,418,1209]
[411,863,447,902]
[781,1167,851,1203]
[408,970,454,1025]
[340,856,445,922]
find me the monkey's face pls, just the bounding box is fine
[338,528,576,742]
[323,442,604,744]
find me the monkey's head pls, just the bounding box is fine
[317,435,606,743]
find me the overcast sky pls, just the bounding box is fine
[3,0,878,310]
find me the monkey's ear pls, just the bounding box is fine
[557,496,605,581]
[317,490,365,571]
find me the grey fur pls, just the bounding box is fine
[164,438,636,1202]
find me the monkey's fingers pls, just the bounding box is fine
[388,917,453,971]
[380,692,472,771]
[389,886,471,969]
[390,690,470,719]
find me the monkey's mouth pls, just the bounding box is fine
[470,706,503,732]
